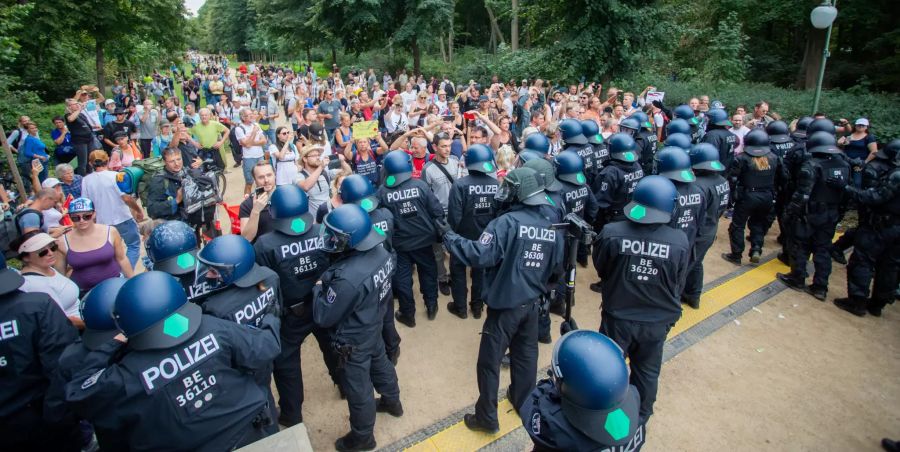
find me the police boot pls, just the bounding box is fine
[833,297,867,317]
[777,252,791,266]
[334,432,376,452]
[681,295,701,310]
[376,397,404,417]
[446,302,468,319]
[426,305,438,320]
[749,250,761,264]
[577,254,588,268]
[722,252,742,265]
[590,281,603,293]
[805,284,827,301]
[395,311,416,328]
[470,301,483,319]
[830,246,848,265]
[883,438,900,452]
[776,273,806,292]
[439,280,452,296]
[868,298,888,317]
[463,413,500,434]
[539,331,552,344]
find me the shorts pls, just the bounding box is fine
[242,156,261,184]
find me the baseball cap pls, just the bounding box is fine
[104,99,116,106]
[855,118,869,126]
[309,123,325,141]
[69,197,95,214]
[15,232,55,254]
[41,178,61,188]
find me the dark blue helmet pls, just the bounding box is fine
[554,151,587,186]
[81,277,126,349]
[560,119,588,145]
[146,221,198,276]
[807,131,841,155]
[656,146,696,183]
[321,204,384,253]
[624,175,677,224]
[664,133,692,151]
[552,330,640,444]
[743,129,771,156]
[673,104,698,124]
[807,118,835,136]
[382,150,413,188]
[706,108,731,127]
[270,184,314,235]
[580,120,602,145]
[689,143,725,172]
[765,120,791,144]
[607,133,638,163]
[113,271,201,350]
[465,144,496,173]
[523,133,550,155]
[340,174,379,212]
[617,117,640,136]
[794,116,814,138]
[666,118,691,136]
[629,111,652,130]
[875,139,900,162]
[196,234,257,290]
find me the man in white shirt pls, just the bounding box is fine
[234,109,268,195]
[729,114,751,155]
[400,83,417,111]
[232,83,252,109]
[81,150,143,268]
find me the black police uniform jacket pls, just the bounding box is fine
[200,266,282,328]
[448,172,499,240]
[791,155,851,210]
[702,128,738,170]
[563,145,597,183]
[593,221,691,324]
[591,142,611,173]
[376,178,444,252]
[591,161,644,223]
[520,379,645,452]
[635,131,658,174]
[693,173,730,244]
[254,228,329,305]
[670,182,707,248]
[65,314,282,452]
[370,207,395,250]
[313,245,395,344]
[559,180,599,224]
[444,204,565,309]
[856,157,894,222]
[849,167,900,217]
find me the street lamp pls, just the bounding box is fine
[810,0,838,114]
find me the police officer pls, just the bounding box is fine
[377,150,444,326]
[439,167,565,433]
[145,220,208,301]
[632,111,659,175]
[559,119,596,183]
[655,146,707,253]
[664,132,692,152]
[591,133,644,229]
[833,141,900,317]
[723,129,786,265]
[665,118,692,142]
[555,151,599,267]
[340,174,401,362]
[683,143,730,309]
[446,144,500,320]
[780,118,822,264]
[253,185,338,426]
[777,132,851,300]
[621,116,653,176]
[581,119,610,176]
[766,120,797,254]
[65,271,282,451]
[519,330,645,452]
[792,116,814,143]
[702,108,738,171]
[592,175,691,420]
[313,205,402,451]
[673,104,702,143]
[0,257,80,452]
[517,132,551,165]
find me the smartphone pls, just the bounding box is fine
[463,111,476,121]
[255,187,265,197]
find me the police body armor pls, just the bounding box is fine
[807,156,850,207]
[770,141,795,159]
[857,159,894,225]
[635,131,657,174]
[253,228,329,308]
[377,178,442,252]
[735,153,779,192]
[559,180,595,221]
[200,266,282,328]
[671,183,706,246]
[591,142,611,172]
[448,172,500,240]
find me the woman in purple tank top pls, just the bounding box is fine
[54,198,134,295]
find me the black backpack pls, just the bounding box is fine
[0,208,44,259]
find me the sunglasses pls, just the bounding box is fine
[70,213,94,222]
[36,243,59,258]
[279,131,290,135]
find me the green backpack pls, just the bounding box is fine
[132,157,166,206]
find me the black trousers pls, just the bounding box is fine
[832,227,857,252]
[139,139,153,159]
[728,190,775,256]
[394,245,438,317]
[341,333,401,438]
[0,402,81,452]
[381,294,401,360]
[599,314,672,419]
[449,253,485,311]
[72,142,90,176]
[847,224,900,304]
[683,237,715,300]
[474,301,539,428]
[789,207,841,288]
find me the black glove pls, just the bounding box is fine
[435,217,452,238]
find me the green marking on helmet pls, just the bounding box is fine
[176,252,195,269]
[711,161,724,170]
[629,204,646,220]
[386,175,396,186]
[291,218,306,233]
[576,173,586,184]
[162,313,189,338]
[374,225,386,236]
[596,134,603,143]
[360,198,374,211]
[604,408,631,441]
[546,195,556,206]
[623,152,635,162]
[681,170,695,181]
[483,162,494,172]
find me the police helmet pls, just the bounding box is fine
[607,133,638,163]
[113,271,202,351]
[196,234,259,290]
[794,116,814,138]
[706,108,731,127]
[629,111,653,131]
[465,144,497,174]
[807,131,841,155]
[624,175,677,224]
[382,150,413,188]
[689,143,726,172]
[552,330,640,445]
[617,117,640,136]
[523,133,551,155]
[656,146,696,183]
[765,120,792,144]
[517,150,546,165]
[340,174,379,212]
[673,104,699,124]
[0,251,24,294]
[875,139,900,162]
[80,278,126,349]
[664,133,692,151]
[321,204,384,253]
[523,158,563,193]
[807,118,836,136]
[496,167,549,206]
[146,221,199,276]
[554,151,588,186]
[666,118,691,137]
[269,184,315,235]
[743,129,771,156]
[581,120,603,145]
[560,119,588,146]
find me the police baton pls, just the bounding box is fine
[552,213,596,335]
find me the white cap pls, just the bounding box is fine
[855,118,869,126]
[18,232,55,254]
[104,99,116,106]
[41,178,61,188]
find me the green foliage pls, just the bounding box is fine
[700,11,750,82]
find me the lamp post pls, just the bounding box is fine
[810,0,838,114]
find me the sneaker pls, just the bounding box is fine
[439,281,451,296]
[776,273,805,292]
[376,397,404,417]
[334,432,376,452]
[833,297,866,317]
[426,305,438,320]
[749,251,761,264]
[463,413,499,434]
[447,302,468,319]
[805,284,827,301]
[830,247,848,265]
[395,312,416,328]
[590,281,603,293]
[721,253,742,265]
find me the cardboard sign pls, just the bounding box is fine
[352,120,378,140]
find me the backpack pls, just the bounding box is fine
[229,124,246,156]
[133,157,166,206]
[0,208,43,259]
[182,170,221,215]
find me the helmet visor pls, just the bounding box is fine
[194,255,236,292]
[320,224,351,253]
[495,178,519,203]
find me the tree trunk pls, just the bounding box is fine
[439,35,448,63]
[799,27,826,90]
[331,46,337,67]
[485,5,506,47]
[411,38,421,75]
[511,0,519,51]
[96,41,106,95]
[448,14,454,63]
[306,45,312,67]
